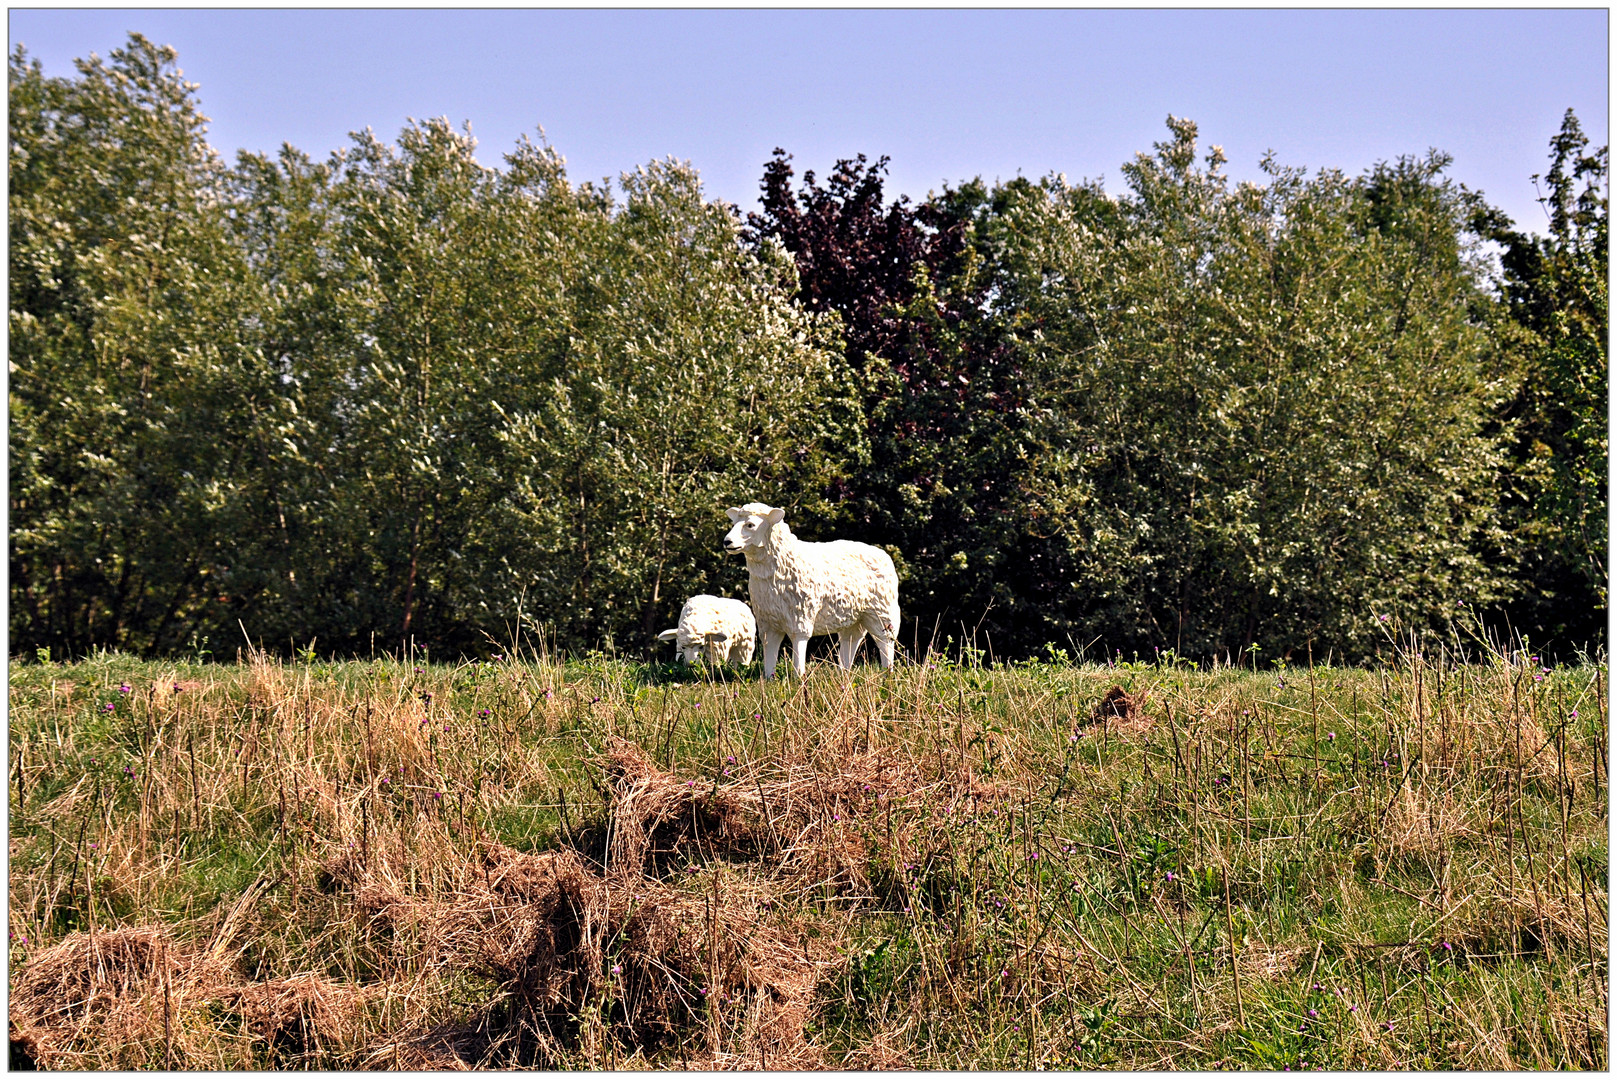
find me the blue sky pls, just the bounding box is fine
[8,8,1608,235]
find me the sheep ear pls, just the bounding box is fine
[706,631,728,643]
[656,629,679,642]
[725,507,747,523]
[764,506,785,526]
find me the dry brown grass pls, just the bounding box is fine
[7,645,1607,1069]
[7,923,363,1069]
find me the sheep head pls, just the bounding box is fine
[723,503,784,555]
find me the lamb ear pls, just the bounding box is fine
[726,507,747,523]
[656,629,679,642]
[764,506,786,526]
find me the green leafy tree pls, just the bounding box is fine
[1474,109,1607,652]
[744,155,1047,658]
[492,159,857,653]
[9,35,278,656]
[233,129,854,657]
[990,118,1513,659]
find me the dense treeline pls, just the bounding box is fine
[9,35,1607,663]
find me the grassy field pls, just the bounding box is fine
[7,637,1608,1069]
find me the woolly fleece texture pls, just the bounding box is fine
[723,503,900,679]
[655,594,757,666]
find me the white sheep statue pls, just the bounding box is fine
[655,594,757,666]
[723,502,900,679]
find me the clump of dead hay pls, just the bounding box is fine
[8,924,361,1069]
[223,974,371,1063]
[10,926,194,1067]
[1087,685,1153,734]
[318,838,834,1068]
[599,736,999,897]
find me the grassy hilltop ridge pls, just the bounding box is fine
[6,644,1608,1069]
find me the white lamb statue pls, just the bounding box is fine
[723,503,900,679]
[656,594,757,666]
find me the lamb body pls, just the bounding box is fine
[723,503,900,679]
[656,594,757,666]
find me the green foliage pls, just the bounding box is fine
[10,34,853,660]
[983,119,1514,659]
[1474,109,1608,649]
[7,34,1604,663]
[491,158,856,654]
[9,35,272,656]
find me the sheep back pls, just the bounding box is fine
[751,538,899,638]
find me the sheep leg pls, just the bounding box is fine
[761,630,784,680]
[837,631,866,670]
[862,611,899,670]
[791,636,809,678]
[734,637,756,666]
